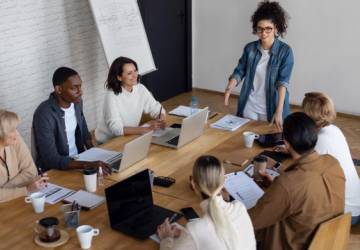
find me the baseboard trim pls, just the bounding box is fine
[193,87,360,120]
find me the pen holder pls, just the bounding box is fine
[61,204,81,228]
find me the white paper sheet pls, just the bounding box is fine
[168,105,201,117]
[210,114,250,131]
[224,172,264,209]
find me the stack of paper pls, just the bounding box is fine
[74,147,122,164]
[168,105,202,117]
[224,172,264,209]
[210,114,250,131]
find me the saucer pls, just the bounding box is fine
[34,229,69,248]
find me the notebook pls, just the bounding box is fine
[64,190,105,210]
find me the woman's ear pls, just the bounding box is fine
[116,75,122,82]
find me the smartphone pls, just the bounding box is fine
[180,207,199,220]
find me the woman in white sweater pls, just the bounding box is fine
[95,57,165,143]
[302,92,360,225]
[157,155,256,250]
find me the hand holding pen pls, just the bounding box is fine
[26,168,49,192]
[157,215,181,240]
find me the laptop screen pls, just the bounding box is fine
[105,169,153,226]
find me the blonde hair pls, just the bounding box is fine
[302,92,336,127]
[0,110,20,140]
[192,155,241,250]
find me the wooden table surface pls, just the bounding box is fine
[0,114,280,249]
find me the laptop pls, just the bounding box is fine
[112,131,153,172]
[105,169,182,240]
[151,107,208,148]
[75,131,153,172]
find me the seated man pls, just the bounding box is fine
[33,67,110,173]
[248,112,345,250]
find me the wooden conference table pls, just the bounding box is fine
[0,114,281,249]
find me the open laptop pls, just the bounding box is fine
[105,169,182,240]
[75,131,153,172]
[152,107,208,148]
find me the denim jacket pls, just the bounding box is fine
[229,39,294,121]
[32,93,91,171]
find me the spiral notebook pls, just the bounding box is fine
[63,190,105,210]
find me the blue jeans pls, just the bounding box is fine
[352,215,360,225]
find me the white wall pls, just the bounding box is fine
[0,0,108,145]
[193,0,360,115]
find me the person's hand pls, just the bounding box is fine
[256,169,275,189]
[148,119,166,130]
[157,218,181,240]
[90,161,112,176]
[224,79,237,106]
[273,145,289,154]
[271,110,283,131]
[160,112,166,122]
[27,174,49,192]
[221,188,231,202]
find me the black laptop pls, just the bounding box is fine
[105,169,182,240]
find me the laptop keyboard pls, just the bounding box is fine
[166,136,179,146]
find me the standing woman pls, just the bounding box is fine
[224,1,294,129]
[157,155,256,250]
[95,56,166,143]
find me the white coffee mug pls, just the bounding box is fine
[83,168,97,192]
[24,192,45,213]
[76,225,100,249]
[243,131,259,148]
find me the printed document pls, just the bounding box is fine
[169,105,201,117]
[224,171,264,209]
[210,114,250,131]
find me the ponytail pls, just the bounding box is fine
[193,155,242,250]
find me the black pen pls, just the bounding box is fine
[158,106,163,119]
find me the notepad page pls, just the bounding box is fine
[224,172,264,209]
[64,190,105,209]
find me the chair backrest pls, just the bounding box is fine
[308,213,352,250]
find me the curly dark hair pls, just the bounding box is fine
[251,1,289,37]
[106,56,140,95]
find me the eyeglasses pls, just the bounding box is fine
[256,26,274,34]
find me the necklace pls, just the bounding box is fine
[0,149,10,182]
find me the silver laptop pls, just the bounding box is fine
[113,131,153,172]
[75,131,153,173]
[151,107,208,149]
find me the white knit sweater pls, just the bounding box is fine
[95,83,163,143]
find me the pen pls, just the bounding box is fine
[169,213,178,223]
[38,167,47,185]
[38,167,43,177]
[158,106,163,119]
